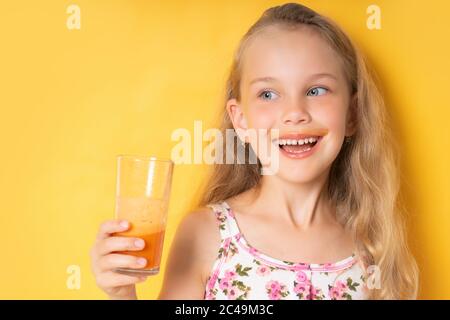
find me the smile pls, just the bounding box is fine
[273,136,323,159]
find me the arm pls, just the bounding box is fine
[158,208,220,299]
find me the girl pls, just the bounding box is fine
[90,2,419,300]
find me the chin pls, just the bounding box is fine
[273,166,325,184]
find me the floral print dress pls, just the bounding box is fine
[204,201,369,300]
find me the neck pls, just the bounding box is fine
[254,169,335,230]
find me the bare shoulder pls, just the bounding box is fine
[158,206,221,299]
[181,206,220,239]
[182,207,222,282]
[177,207,222,262]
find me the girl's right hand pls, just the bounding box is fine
[90,219,148,300]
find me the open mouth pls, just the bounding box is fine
[276,136,321,154]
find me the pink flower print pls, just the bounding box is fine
[327,280,351,300]
[294,282,310,295]
[224,270,237,280]
[224,241,239,262]
[207,273,218,290]
[294,271,315,299]
[296,271,308,282]
[227,286,244,300]
[266,280,289,299]
[249,247,259,256]
[219,278,231,290]
[329,287,341,300]
[216,211,226,222]
[269,290,282,300]
[256,265,271,276]
[265,280,281,292]
[335,280,347,291]
[205,291,216,300]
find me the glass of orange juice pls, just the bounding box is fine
[113,155,174,276]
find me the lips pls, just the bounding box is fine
[275,133,323,141]
[272,133,325,159]
[273,135,322,148]
[280,137,322,159]
[271,128,328,142]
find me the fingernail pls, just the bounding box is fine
[134,239,145,248]
[120,220,129,229]
[137,258,147,266]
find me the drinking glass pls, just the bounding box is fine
[113,155,174,276]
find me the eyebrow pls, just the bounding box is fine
[249,73,338,86]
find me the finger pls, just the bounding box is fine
[97,220,129,240]
[97,236,145,256]
[96,272,148,289]
[98,254,147,272]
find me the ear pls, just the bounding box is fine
[345,93,357,136]
[226,98,249,141]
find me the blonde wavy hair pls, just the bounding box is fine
[195,2,419,299]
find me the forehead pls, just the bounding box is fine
[241,25,345,86]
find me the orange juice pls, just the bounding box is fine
[114,196,168,275]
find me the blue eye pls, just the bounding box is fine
[307,87,328,96]
[258,90,275,100]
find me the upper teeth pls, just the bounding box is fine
[276,137,318,146]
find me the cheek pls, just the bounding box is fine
[243,106,278,156]
[246,106,278,129]
[314,100,348,136]
[317,110,346,134]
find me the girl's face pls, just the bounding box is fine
[227,25,356,183]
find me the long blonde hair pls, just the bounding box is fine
[196,2,419,299]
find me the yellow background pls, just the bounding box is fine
[0,0,449,299]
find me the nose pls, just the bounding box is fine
[281,98,311,125]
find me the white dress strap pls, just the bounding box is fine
[207,201,240,240]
